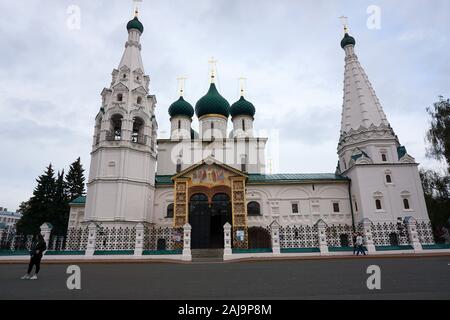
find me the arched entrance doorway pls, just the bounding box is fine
[189,193,232,249]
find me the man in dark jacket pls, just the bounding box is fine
[21,234,47,280]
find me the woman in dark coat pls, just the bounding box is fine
[21,234,47,280]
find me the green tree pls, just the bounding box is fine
[16,164,56,235]
[419,169,450,243]
[65,157,86,201]
[52,170,70,235]
[426,96,450,172]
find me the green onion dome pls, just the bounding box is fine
[168,96,194,118]
[195,83,230,118]
[127,16,144,34]
[230,96,256,118]
[341,33,355,49]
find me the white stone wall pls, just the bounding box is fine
[231,115,254,138]
[346,164,429,223]
[68,206,85,229]
[153,186,174,226]
[246,183,352,227]
[156,138,267,175]
[170,116,192,140]
[199,116,228,140]
[150,182,352,228]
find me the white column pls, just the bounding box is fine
[405,217,423,252]
[134,223,145,256]
[223,222,232,259]
[270,221,281,255]
[361,218,376,253]
[85,223,97,256]
[182,223,192,261]
[316,219,329,255]
[40,223,53,249]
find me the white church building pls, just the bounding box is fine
[66,12,434,254]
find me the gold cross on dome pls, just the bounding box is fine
[208,57,218,83]
[339,16,349,33]
[177,76,187,97]
[238,76,247,97]
[133,0,143,17]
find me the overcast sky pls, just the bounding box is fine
[0,0,449,211]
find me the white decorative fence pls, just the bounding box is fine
[279,225,319,248]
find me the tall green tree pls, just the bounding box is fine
[65,157,86,201]
[421,96,450,243]
[16,164,56,235]
[426,96,450,172]
[52,170,70,235]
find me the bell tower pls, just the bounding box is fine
[336,20,430,227]
[84,10,157,225]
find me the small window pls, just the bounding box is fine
[137,96,142,104]
[117,94,123,102]
[375,199,382,210]
[354,201,358,212]
[123,74,127,79]
[166,203,174,218]
[242,119,246,131]
[386,174,392,183]
[178,120,181,130]
[247,201,261,216]
[176,160,182,173]
[403,198,410,210]
[241,155,247,172]
[291,203,299,214]
[381,153,387,162]
[333,202,340,213]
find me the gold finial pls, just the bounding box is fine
[208,57,218,84]
[238,76,247,97]
[133,0,142,17]
[177,76,187,97]
[339,16,349,34]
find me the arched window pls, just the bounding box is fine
[110,114,123,141]
[375,199,382,210]
[132,117,145,144]
[242,119,246,131]
[386,174,392,183]
[403,198,410,210]
[176,159,182,173]
[166,203,174,218]
[247,201,261,216]
[381,153,387,162]
[117,93,123,102]
[137,96,142,104]
[178,120,181,130]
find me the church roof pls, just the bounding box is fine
[230,96,256,118]
[195,83,230,118]
[168,96,194,118]
[341,33,356,49]
[155,173,348,186]
[127,16,144,34]
[340,31,390,135]
[247,173,349,184]
[69,196,86,205]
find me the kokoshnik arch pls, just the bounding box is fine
[66,10,434,251]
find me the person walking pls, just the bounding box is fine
[21,234,47,280]
[355,233,366,256]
